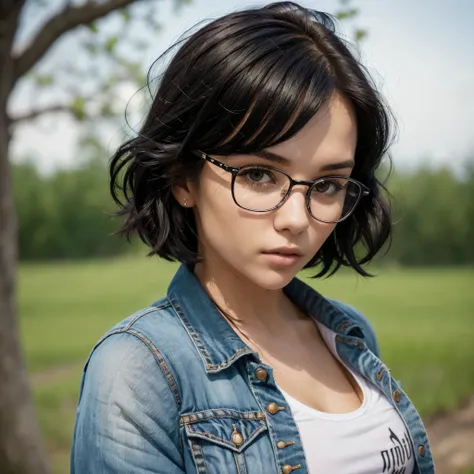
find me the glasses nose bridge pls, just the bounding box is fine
[285,177,314,199]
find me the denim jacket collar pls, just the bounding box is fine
[167,263,364,374]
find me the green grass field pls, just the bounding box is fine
[19,257,474,473]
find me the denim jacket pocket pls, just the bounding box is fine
[183,409,268,474]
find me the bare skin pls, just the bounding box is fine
[174,91,363,414]
[196,262,364,414]
[235,309,364,414]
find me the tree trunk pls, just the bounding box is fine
[0,2,51,473]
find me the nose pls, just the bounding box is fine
[273,188,311,235]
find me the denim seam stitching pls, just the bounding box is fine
[188,438,208,474]
[123,303,171,330]
[94,328,182,410]
[233,453,241,474]
[126,328,181,409]
[210,348,253,371]
[91,307,161,347]
[93,305,171,348]
[185,424,267,452]
[233,452,248,474]
[181,414,262,425]
[180,409,265,425]
[392,378,433,470]
[386,373,433,472]
[246,364,282,471]
[169,296,215,367]
[170,295,253,372]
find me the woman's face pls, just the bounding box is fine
[179,91,357,290]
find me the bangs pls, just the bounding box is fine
[109,2,395,277]
[193,37,336,155]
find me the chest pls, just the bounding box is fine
[245,321,364,414]
[177,340,427,474]
[280,375,416,474]
[260,339,364,414]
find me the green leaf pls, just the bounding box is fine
[355,29,367,42]
[119,7,131,22]
[88,22,99,34]
[71,97,87,121]
[35,75,54,87]
[105,36,118,53]
[336,8,359,20]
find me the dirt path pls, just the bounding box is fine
[427,395,474,474]
[31,365,474,472]
[30,362,83,387]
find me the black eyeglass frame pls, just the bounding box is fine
[192,150,370,224]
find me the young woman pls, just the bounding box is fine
[71,2,434,473]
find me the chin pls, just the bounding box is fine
[246,263,302,291]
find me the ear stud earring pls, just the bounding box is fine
[183,199,188,207]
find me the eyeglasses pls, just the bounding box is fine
[192,150,370,224]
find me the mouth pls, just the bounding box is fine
[261,248,304,267]
[262,247,303,257]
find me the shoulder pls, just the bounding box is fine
[73,301,185,472]
[94,297,190,356]
[99,297,176,337]
[327,298,381,358]
[81,328,180,406]
[81,297,191,407]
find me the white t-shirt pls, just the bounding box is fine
[278,323,415,474]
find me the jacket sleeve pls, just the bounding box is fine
[71,331,185,474]
[328,299,381,358]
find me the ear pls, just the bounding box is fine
[172,180,195,208]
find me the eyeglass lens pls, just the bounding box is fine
[233,167,361,222]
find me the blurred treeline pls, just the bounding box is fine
[13,154,474,265]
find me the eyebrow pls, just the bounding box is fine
[253,150,355,171]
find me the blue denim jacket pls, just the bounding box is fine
[71,264,434,473]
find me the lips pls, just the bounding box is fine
[261,249,303,267]
[262,247,303,256]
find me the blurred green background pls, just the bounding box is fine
[21,259,474,473]
[5,0,474,473]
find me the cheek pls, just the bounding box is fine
[308,221,336,251]
[193,175,253,248]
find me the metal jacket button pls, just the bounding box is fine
[393,390,401,403]
[418,445,425,457]
[282,464,301,473]
[231,424,243,446]
[376,368,385,381]
[232,432,243,446]
[256,368,268,381]
[266,402,284,415]
[277,440,295,449]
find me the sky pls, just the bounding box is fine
[9,0,474,173]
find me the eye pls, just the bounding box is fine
[313,179,345,195]
[239,168,276,185]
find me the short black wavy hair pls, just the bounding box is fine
[110,1,396,277]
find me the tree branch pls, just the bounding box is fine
[0,0,24,21]
[13,0,137,80]
[0,0,25,99]
[10,104,73,124]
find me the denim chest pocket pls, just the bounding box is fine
[182,409,269,474]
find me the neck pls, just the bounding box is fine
[193,254,302,336]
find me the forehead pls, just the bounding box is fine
[265,92,357,166]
